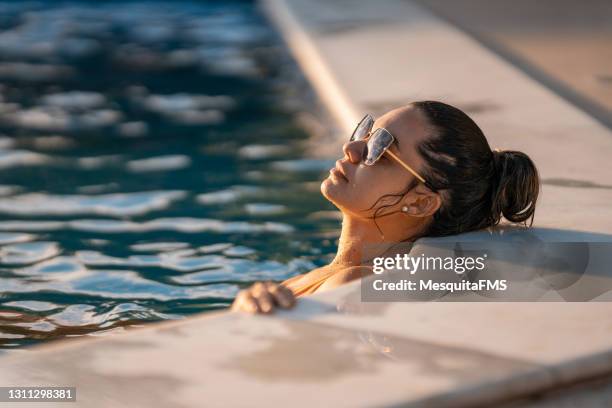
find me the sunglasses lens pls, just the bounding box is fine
[350,115,374,141]
[365,128,394,165]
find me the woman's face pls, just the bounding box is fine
[321,106,432,217]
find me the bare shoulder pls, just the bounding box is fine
[318,265,373,291]
[281,265,331,287]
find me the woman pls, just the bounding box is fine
[232,101,539,313]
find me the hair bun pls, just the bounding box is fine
[491,149,539,224]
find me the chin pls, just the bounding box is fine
[320,177,334,199]
[320,177,347,209]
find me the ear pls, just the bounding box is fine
[402,188,441,218]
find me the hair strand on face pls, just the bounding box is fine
[364,179,419,238]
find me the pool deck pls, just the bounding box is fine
[1,1,612,407]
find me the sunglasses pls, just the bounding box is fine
[350,114,435,191]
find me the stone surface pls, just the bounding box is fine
[420,0,612,123]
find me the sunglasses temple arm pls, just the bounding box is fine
[385,150,427,184]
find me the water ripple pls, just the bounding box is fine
[0,191,186,217]
[0,242,60,265]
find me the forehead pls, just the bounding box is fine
[373,106,430,151]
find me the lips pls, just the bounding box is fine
[330,160,349,182]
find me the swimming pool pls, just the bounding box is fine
[0,0,340,350]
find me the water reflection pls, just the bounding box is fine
[0,0,339,349]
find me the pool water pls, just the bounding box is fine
[0,0,341,350]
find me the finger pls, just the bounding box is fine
[280,285,296,307]
[252,284,274,314]
[268,282,296,308]
[231,291,247,311]
[232,291,260,313]
[242,292,261,313]
[267,283,295,308]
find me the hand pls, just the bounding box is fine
[231,281,296,314]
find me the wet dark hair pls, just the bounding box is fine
[412,101,540,236]
[366,101,540,237]
[412,100,540,237]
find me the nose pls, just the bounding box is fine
[342,140,366,164]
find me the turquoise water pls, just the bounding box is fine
[0,1,340,349]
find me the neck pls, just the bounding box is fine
[332,213,418,267]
